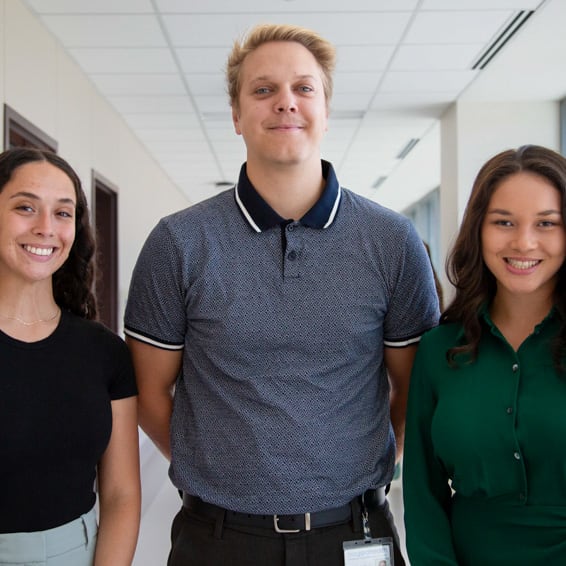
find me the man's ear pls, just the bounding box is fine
[232,106,242,135]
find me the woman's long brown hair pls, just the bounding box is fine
[442,145,566,371]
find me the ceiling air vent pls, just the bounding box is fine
[396,138,420,160]
[372,176,388,190]
[472,10,534,70]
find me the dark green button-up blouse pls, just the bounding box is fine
[403,308,566,565]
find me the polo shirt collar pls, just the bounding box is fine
[234,160,341,233]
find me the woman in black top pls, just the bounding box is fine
[0,148,140,565]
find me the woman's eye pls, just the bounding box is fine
[255,87,271,95]
[16,205,34,213]
[298,85,314,93]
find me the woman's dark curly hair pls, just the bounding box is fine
[0,148,97,320]
[442,144,566,371]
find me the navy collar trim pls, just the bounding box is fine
[234,160,342,233]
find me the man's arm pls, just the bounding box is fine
[126,337,183,461]
[384,343,418,462]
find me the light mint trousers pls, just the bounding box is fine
[0,507,97,565]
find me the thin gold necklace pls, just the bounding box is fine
[0,308,60,326]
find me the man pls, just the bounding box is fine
[125,23,439,566]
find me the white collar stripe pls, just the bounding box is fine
[235,184,262,233]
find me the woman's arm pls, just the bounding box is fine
[402,343,459,565]
[94,396,141,566]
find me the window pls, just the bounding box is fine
[404,188,441,273]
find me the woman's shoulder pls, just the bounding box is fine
[419,321,463,350]
[62,311,128,348]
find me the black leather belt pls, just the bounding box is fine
[182,487,386,533]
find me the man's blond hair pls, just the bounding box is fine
[226,23,336,112]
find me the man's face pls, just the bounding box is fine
[232,40,329,170]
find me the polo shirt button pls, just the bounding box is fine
[506,407,513,414]
[287,224,294,231]
[512,363,519,372]
[287,250,297,261]
[514,452,521,460]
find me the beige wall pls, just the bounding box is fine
[0,0,190,329]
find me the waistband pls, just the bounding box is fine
[0,507,97,563]
[182,488,386,533]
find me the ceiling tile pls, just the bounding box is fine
[369,92,454,110]
[204,123,239,142]
[176,47,230,74]
[143,140,212,154]
[192,95,231,115]
[40,15,166,47]
[68,48,177,74]
[390,44,483,70]
[161,13,412,47]
[331,93,373,112]
[405,10,515,44]
[335,45,396,72]
[90,74,186,96]
[380,70,478,93]
[156,0,419,13]
[108,96,195,114]
[136,129,205,142]
[334,72,384,93]
[26,0,154,13]
[183,73,226,96]
[422,0,541,9]
[122,113,200,129]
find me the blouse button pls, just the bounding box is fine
[512,363,519,372]
[514,452,521,460]
[506,407,513,414]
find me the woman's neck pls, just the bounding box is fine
[489,291,554,350]
[0,277,60,342]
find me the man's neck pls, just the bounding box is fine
[246,159,325,221]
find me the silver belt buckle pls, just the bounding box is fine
[273,512,311,533]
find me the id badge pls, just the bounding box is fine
[343,537,394,566]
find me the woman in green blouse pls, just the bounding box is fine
[403,145,566,565]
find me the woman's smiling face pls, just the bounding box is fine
[481,170,566,302]
[0,160,76,285]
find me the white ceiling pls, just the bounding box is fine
[23,0,549,208]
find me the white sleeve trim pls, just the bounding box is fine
[383,335,422,348]
[124,328,184,350]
